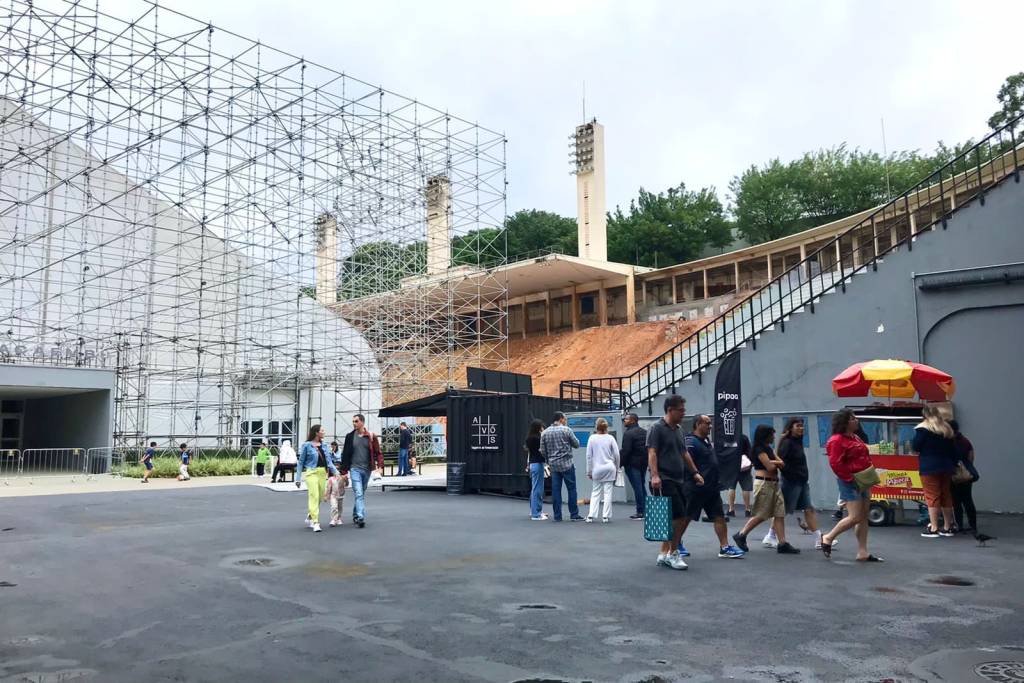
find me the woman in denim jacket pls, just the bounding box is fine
[296,424,339,532]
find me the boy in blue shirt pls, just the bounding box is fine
[140,441,156,483]
[177,443,191,481]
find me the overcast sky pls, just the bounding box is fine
[131,0,1023,218]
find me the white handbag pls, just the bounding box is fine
[614,468,626,487]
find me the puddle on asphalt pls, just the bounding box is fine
[235,558,276,568]
[0,580,16,587]
[928,575,975,586]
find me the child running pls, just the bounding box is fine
[140,441,156,483]
[177,443,191,481]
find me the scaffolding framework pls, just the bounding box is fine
[0,0,508,447]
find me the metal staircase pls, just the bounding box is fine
[561,117,1023,411]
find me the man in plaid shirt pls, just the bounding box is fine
[540,412,583,522]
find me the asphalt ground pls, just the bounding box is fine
[1,485,1022,682]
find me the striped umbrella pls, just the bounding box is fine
[831,359,956,401]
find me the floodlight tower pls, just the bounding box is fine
[570,119,607,262]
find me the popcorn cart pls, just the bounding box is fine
[831,359,957,527]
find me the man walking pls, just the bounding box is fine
[620,413,648,520]
[340,414,383,528]
[680,415,745,559]
[398,421,413,476]
[647,395,690,570]
[540,412,583,522]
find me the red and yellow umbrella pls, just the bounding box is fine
[832,359,956,401]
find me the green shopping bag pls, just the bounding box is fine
[644,493,671,542]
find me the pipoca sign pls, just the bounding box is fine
[0,341,114,367]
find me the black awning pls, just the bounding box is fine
[377,388,497,418]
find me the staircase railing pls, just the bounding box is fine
[561,116,1022,411]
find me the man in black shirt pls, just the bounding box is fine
[681,415,746,559]
[647,395,698,570]
[620,413,648,520]
[398,422,414,476]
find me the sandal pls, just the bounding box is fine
[856,554,885,563]
[820,539,833,559]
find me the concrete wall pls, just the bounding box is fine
[647,175,1024,512]
[24,391,111,450]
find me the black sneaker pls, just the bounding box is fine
[701,515,713,523]
[629,514,644,520]
[732,532,749,553]
[920,526,939,538]
[570,516,585,522]
[726,509,736,518]
[777,542,801,554]
[832,509,845,520]
[355,518,366,528]
[745,510,752,518]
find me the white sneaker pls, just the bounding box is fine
[304,517,313,529]
[530,514,550,521]
[329,521,338,527]
[667,551,689,570]
[312,522,322,532]
[585,517,594,523]
[762,532,779,548]
[656,552,670,567]
[601,518,610,523]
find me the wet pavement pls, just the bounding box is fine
[1,486,1021,682]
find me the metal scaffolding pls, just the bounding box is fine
[0,0,508,448]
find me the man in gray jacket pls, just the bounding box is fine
[539,412,582,522]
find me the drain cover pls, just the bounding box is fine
[0,581,16,587]
[928,575,975,586]
[975,661,1024,682]
[1,527,13,532]
[516,604,559,611]
[236,558,275,568]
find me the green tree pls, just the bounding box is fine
[502,209,577,258]
[607,183,731,267]
[729,160,803,244]
[988,72,1024,135]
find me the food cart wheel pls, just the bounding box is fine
[867,502,889,527]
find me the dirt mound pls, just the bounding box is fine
[508,320,700,397]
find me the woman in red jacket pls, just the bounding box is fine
[820,408,883,562]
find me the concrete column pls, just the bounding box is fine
[641,279,647,306]
[544,292,551,336]
[314,213,338,305]
[872,216,880,258]
[571,286,579,332]
[425,175,451,275]
[598,281,608,326]
[766,253,773,280]
[702,269,709,300]
[852,234,861,268]
[800,242,809,279]
[521,303,527,339]
[625,274,636,324]
[734,261,741,292]
[909,212,917,237]
[890,220,898,248]
[671,275,678,304]
[835,240,841,269]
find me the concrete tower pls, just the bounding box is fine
[572,119,607,262]
[425,175,451,275]
[314,212,338,304]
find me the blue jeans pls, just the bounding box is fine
[550,465,579,520]
[398,447,410,475]
[350,467,369,520]
[529,462,545,518]
[626,466,646,515]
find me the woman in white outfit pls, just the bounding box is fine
[586,418,620,523]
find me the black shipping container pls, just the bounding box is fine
[447,393,563,495]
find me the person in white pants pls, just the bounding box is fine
[586,418,620,523]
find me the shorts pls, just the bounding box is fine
[781,478,812,513]
[653,478,687,520]
[684,483,725,521]
[144,461,154,471]
[736,468,753,492]
[921,472,954,508]
[750,477,786,519]
[836,477,871,503]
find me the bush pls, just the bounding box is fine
[118,457,251,479]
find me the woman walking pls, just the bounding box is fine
[777,417,823,549]
[912,406,958,538]
[949,420,979,533]
[525,419,548,521]
[732,424,800,555]
[585,418,620,523]
[820,409,883,562]
[296,424,339,532]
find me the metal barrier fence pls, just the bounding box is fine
[1,448,21,477]
[0,447,120,479]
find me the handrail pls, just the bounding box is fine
[561,115,1023,409]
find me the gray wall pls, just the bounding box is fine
[646,175,1024,512]
[23,391,111,450]
[1,365,115,450]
